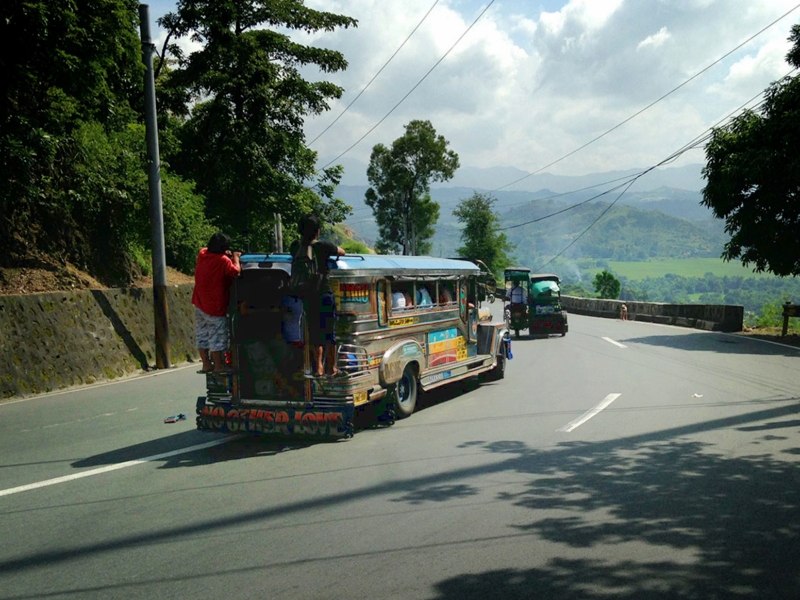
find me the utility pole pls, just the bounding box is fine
[139,4,170,369]
[274,213,283,252]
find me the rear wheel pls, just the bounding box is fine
[393,365,418,419]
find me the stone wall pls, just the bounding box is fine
[1,284,197,399]
[561,296,743,332]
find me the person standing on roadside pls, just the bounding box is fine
[192,233,241,373]
[291,214,345,377]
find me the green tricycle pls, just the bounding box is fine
[503,267,532,338]
[528,273,568,336]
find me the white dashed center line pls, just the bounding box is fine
[557,393,622,433]
[602,337,627,348]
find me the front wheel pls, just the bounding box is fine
[482,349,506,382]
[393,365,418,419]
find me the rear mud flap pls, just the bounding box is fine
[196,397,355,439]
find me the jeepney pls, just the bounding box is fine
[196,254,512,438]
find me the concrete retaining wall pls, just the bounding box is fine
[562,296,744,332]
[1,284,198,399]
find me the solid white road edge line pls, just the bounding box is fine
[557,393,622,433]
[602,337,627,348]
[0,436,242,498]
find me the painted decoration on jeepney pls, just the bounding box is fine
[459,280,467,321]
[428,328,464,367]
[338,282,370,303]
[389,315,419,328]
[198,405,348,437]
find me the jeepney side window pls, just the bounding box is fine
[468,278,477,308]
[391,281,414,312]
[416,281,434,307]
[437,280,455,307]
[377,279,388,327]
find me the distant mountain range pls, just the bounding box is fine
[333,158,706,192]
[333,162,725,267]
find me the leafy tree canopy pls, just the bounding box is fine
[453,192,514,277]
[702,23,800,277]
[594,270,621,299]
[0,0,144,271]
[365,120,459,255]
[158,0,357,250]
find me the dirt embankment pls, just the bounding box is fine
[0,263,194,296]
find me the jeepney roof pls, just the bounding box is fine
[335,254,479,273]
[504,266,531,273]
[238,253,480,274]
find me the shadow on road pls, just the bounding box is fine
[71,430,315,470]
[6,398,800,600]
[69,377,490,471]
[621,331,800,357]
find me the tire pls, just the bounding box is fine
[483,349,506,382]
[393,365,418,419]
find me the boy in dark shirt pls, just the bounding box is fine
[294,214,345,377]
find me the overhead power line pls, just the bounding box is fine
[323,0,496,169]
[346,76,783,229]
[308,0,441,147]
[527,77,790,271]
[535,178,640,271]
[492,2,800,193]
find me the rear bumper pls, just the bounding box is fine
[196,397,355,438]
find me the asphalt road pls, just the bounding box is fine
[1,313,799,600]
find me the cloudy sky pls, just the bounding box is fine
[146,0,800,180]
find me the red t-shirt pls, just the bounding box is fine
[191,248,241,316]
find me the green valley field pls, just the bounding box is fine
[602,258,776,280]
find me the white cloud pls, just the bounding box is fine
[146,0,800,179]
[637,27,672,50]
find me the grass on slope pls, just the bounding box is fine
[605,258,775,281]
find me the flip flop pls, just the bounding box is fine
[197,369,213,374]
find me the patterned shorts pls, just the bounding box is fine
[195,307,229,352]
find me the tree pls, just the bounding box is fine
[0,0,144,276]
[453,192,513,277]
[158,0,357,250]
[701,23,800,277]
[365,120,459,255]
[594,270,621,299]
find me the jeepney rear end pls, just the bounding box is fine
[195,254,355,438]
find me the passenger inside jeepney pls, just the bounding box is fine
[391,290,406,310]
[438,282,455,305]
[417,284,434,306]
[391,282,414,311]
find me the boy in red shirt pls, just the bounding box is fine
[192,233,241,372]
